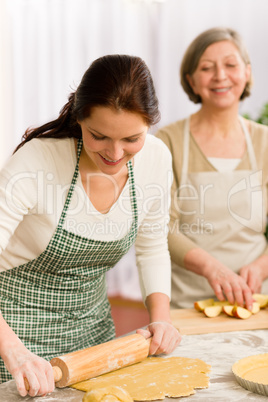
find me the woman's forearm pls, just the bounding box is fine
[183,247,217,277]
[0,313,24,359]
[145,292,172,323]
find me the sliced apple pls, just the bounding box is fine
[194,298,214,312]
[251,302,260,314]
[232,306,252,319]
[223,305,235,317]
[203,305,222,318]
[252,293,268,308]
[213,300,230,307]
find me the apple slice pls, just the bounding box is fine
[194,298,214,312]
[223,305,235,317]
[214,300,230,307]
[203,305,222,318]
[252,293,268,308]
[251,302,260,314]
[232,306,252,319]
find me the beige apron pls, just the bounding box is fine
[171,116,268,309]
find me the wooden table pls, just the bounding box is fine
[0,328,267,401]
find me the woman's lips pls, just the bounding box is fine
[211,87,231,93]
[99,154,124,166]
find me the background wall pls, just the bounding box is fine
[2,0,268,164]
[1,0,268,299]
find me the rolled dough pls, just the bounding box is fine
[73,356,211,400]
[83,385,133,402]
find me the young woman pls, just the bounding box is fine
[156,27,268,310]
[0,54,181,397]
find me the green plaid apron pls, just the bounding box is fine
[0,139,138,382]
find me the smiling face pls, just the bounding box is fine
[187,40,251,110]
[78,106,148,175]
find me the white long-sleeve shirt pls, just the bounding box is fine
[0,134,172,300]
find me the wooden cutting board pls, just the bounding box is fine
[171,308,268,335]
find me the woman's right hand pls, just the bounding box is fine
[0,314,54,396]
[2,341,54,397]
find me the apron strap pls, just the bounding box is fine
[127,158,138,229]
[181,117,190,186]
[238,115,258,171]
[58,138,83,229]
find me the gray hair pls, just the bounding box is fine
[180,27,252,104]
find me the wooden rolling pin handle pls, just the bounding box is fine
[24,365,62,391]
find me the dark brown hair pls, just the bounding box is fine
[180,27,252,104]
[15,54,160,152]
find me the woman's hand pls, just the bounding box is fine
[205,264,253,309]
[239,255,268,294]
[184,248,254,310]
[0,315,54,397]
[3,343,54,397]
[136,321,181,355]
[239,264,262,294]
[138,292,182,355]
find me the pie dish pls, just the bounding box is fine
[232,353,268,396]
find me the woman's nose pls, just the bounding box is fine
[214,65,226,80]
[106,142,124,161]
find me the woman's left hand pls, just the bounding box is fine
[239,264,263,294]
[136,321,182,355]
[239,255,268,294]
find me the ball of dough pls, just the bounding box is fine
[83,385,133,402]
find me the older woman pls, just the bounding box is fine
[156,27,268,310]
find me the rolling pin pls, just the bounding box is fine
[25,333,151,390]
